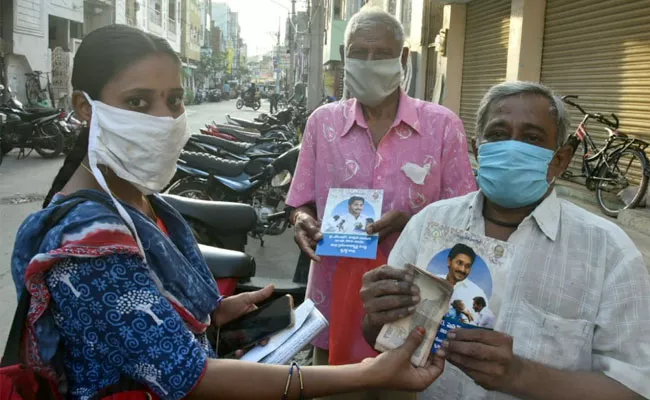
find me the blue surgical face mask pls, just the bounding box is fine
[477,140,555,208]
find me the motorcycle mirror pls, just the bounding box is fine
[271,171,292,187]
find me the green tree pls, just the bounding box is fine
[197,51,226,85]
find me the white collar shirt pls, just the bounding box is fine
[388,190,650,399]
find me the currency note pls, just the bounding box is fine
[374,266,453,367]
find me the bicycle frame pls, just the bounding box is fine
[575,114,649,184]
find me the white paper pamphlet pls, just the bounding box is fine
[316,188,384,259]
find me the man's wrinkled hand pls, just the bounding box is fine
[360,264,420,329]
[366,210,410,240]
[437,328,523,392]
[293,210,323,262]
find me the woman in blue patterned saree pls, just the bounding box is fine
[10,25,444,400]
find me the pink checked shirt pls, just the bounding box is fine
[286,90,476,349]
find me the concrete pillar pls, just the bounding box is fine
[435,3,466,114]
[505,0,546,82]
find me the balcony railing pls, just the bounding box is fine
[149,8,162,26]
[168,18,177,34]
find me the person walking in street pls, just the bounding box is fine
[8,24,446,400]
[290,78,307,107]
[270,88,280,114]
[286,7,476,400]
[360,81,650,400]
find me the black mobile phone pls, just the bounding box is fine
[217,294,295,357]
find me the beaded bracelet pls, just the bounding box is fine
[281,362,304,400]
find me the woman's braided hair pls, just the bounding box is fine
[42,24,180,208]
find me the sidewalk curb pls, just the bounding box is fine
[556,180,650,233]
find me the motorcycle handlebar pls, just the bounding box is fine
[266,210,289,223]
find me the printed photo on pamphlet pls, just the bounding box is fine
[316,188,384,259]
[419,222,513,354]
[373,221,513,364]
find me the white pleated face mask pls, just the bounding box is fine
[85,92,189,195]
[344,57,402,107]
[84,92,190,256]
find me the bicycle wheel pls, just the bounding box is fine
[596,149,649,217]
[33,123,64,158]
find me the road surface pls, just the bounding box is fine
[0,99,299,353]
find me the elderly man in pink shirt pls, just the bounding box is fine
[286,8,475,398]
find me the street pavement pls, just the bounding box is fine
[0,99,299,353]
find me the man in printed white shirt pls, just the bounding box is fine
[343,196,368,233]
[473,297,496,329]
[360,81,650,399]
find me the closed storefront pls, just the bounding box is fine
[541,0,650,178]
[459,0,510,140]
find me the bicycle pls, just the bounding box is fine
[24,70,54,107]
[561,95,650,217]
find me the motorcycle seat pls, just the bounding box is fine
[179,151,248,177]
[161,194,257,235]
[18,109,60,121]
[199,244,256,279]
[217,126,279,143]
[236,277,306,305]
[226,114,269,131]
[218,122,260,134]
[192,133,254,155]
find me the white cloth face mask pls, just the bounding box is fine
[84,92,190,257]
[344,57,402,107]
[84,92,189,195]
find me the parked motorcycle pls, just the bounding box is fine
[194,89,205,104]
[162,194,306,303]
[236,93,261,111]
[167,145,300,246]
[184,132,293,162]
[226,108,301,144]
[0,109,6,166]
[58,110,82,154]
[0,85,66,159]
[204,122,291,144]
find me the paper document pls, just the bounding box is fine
[374,267,453,367]
[375,221,513,366]
[261,307,328,364]
[316,188,384,259]
[240,299,327,364]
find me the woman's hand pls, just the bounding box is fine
[212,285,275,327]
[364,328,445,391]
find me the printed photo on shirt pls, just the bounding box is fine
[317,188,383,259]
[414,222,513,330]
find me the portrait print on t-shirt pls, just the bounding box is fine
[417,222,513,329]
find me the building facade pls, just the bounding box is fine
[2,0,86,104]
[322,0,370,98]
[433,0,650,184]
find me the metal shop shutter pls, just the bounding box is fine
[459,0,511,142]
[541,0,650,180]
